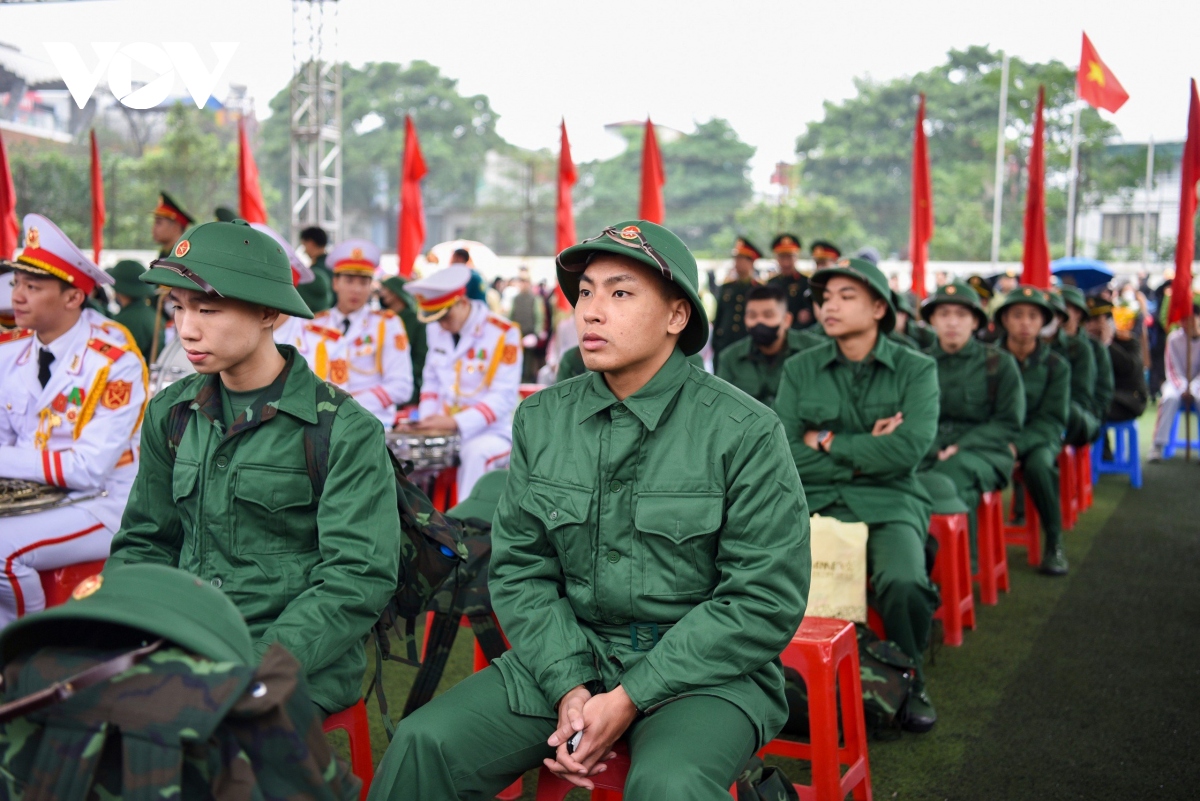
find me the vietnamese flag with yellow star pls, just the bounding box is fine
[1077,33,1128,113]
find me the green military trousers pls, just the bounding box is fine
[926,451,1006,562]
[824,504,938,685]
[367,666,757,801]
[1016,444,1062,555]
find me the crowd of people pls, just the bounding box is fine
[0,199,1196,799]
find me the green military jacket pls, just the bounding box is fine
[1088,336,1114,423]
[113,298,164,360]
[1003,338,1070,456]
[922,337,1025,477]
[716,328,824,406]
[1050,328,1097,421]
[767,272,814,329]
[399,303,426,404]
[905,319,938,350]
[774,333,939,533]
[108,346,400,713]
[489,348,810,747]
[298,254,334,314]
[711,279,757,360]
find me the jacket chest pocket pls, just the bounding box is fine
[519,480,592,582]
[635,492,723,598]
[171,458,201,536]
[233,465,317,555]
[796,400,839,429]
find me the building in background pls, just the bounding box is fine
[1078,141,1184,265]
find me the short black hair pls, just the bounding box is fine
[452,248,471,262]
[299,226,328,247]
[747,284,787,305]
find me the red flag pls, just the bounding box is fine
[1168,79,1200,327]
[0,129,17,261]
[89,130,105,266]
[237,117,267,224]
[1022,86,1051,289]
[909,93,934,299]
[1077,32,1129,114]
[398,115,428,279]
[639,118,665,224]
[554,119,577,311]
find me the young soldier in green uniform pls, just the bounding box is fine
[379,275,427,404]
[710,236,762,368]
[1061,285,1112,436]
[895,290,938,349]
[557,343,703,383]
[995,286,1070,575]
[767,233,814,329]
[918,280,1024,552]
[369,221,810,800]
[107,218,400,715]
[774,256,941,732]
[1047,288,1099,447]
[106,259,164,358]
[716,284,823,405]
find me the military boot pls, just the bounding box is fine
[902,686,937,734]
[1039,534,1069,576]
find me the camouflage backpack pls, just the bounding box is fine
[0,641,358,801]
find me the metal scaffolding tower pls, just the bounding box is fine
[290,0,341,242]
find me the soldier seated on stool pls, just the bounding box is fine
[995,286,1070,575]
[107,218,400,715]
[0,214,147,626]
[716,284,822,406]
[368,221,809,801]
[917,280,1024,558]
[299,239,413,427]
[1046,288,1100,447]
[402,266,523,499]
[774,256,940,733]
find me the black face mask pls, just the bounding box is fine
[749,323,780,346]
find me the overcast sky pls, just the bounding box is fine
[4,0,1198,190]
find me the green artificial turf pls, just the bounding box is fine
[336,407,1178,800]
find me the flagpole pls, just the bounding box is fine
[1142,137,1155,269]
[991,53,1010,266]
[1065,106,1082,256]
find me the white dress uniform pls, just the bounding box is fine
[407,266,522,498]
[0,215,147,624]
[298,238,413,427]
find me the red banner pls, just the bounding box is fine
[1021,86,1051,289]
[238,117,267,224]
[90,130,105,265]
[0,129,17,260]
[1168,79,1200,327]
[910,93,934,299]
[555,119,577,311]
[639,118,665,224]
[398,115,428,279]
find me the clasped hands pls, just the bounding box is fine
[543,684,639,790]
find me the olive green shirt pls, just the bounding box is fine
[1002,338,1070,456]
[774,333,939,533]
[489,348,810,747]
[1088,337,1114,424]
[716,328,825,407]
[557,346,703,384]
[922,337,1025,477]
[398,304,426,404]
[1049,328,1097,422]
[113,299,165,360]
[905,319,938,350]
[108,346,400,713]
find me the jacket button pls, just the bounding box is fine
[609,480,622,493]
[607,550,620,563]
[216,456,228,468]
[549,510,558,521]
[211,577,223,588]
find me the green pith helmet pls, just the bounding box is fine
[0,564,255,666]
[214,206,237,223]
[1046,289,1069,320]
[105,259,157,299]
[142,219,313,319]
[811,257,897,333]
[556,220,710,356]
[921,279,989,329]
[993,284,1054,328]
[1059,285,1089,317]
[380,275,417,311]
[892,289,916,317]
[446,469,509,523]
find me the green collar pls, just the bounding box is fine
[175,345,320,436]
[576,347,691,432]
[1000,335,1049,367]
[931,336,981,360]
[815,329,898,371]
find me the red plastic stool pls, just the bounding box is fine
[928,513,976,647]
[973,491,1009,605]
[534,737,737,799]
[323,700,374,801]
[1004,471,1041,567]
[1076,443,1094,511]
[761,617,872,801]
[430,467,458,512]
[1058,446,1078,531]
[38,559,107,609]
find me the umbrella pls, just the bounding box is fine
[426,240,500,276]
[1051,257,1113,291]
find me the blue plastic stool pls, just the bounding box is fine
[1093,420,1142,488]
[1163,401,1200,460]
